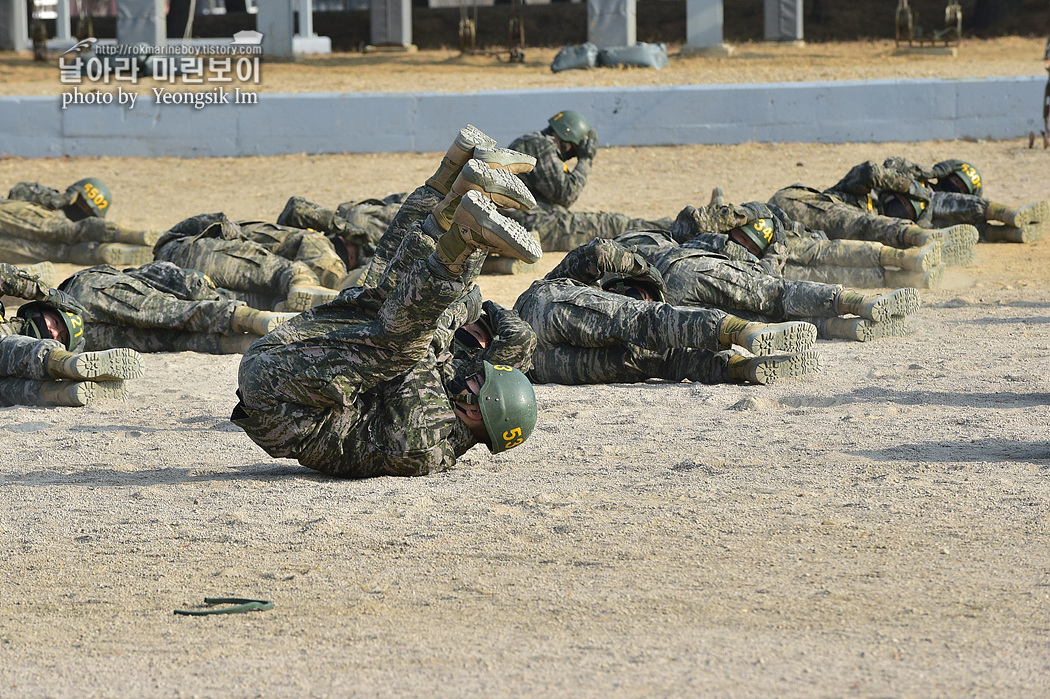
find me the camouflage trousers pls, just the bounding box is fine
[506,202,673,252]
[0,202,148,265]
[785,236,884,268]
[359,185,441,289]
[928,191,987,227]
[657,255,842,321]
[60,265,246,352]
[782,264,889,289]
[771,186,910,247]
[515,281,728,384]
[0,333,64,406]
[233,228,475,478]
[83,324,248,354]
[335,195,404,242]
[530,344,733,384]
[155,217,313,311]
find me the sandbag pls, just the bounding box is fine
[597,42,669,70]
[550,43,598,73]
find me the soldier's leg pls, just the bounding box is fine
[0,378,127,407]
[804,316,909,342]
[63,270,247,335]
[71,217,160,246]
[784,262,946,290]
[787,236,940,272]
[0,333,143,382]
[900,224,978,267]
[529,344,733,385]
[0,236,151,266]
[526,208,648,252]
[84,323,251,354]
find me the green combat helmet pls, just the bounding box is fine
[18,301,86,352]
[879,191,928,222]
[728,217,777,257]
[453,361,537,454]
[548,110,592,146]
[935,161,983,197]
[65,177,113,218]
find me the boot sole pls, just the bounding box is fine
[456,190,543,264]
[915,241,942,271]
[283,286,338,312]
[864,288,921,322]
[454,124,497,153]
[933,224,978,267]
[827,317,908,342]
[480,256,540,275]
[748,350,824,385]
[67,348,146,381]
[97,244,154,267]
[66,380,129,406]
[457,159,536,211]
[741,320,817,355]
[472,147,537,174]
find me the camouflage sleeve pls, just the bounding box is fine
[667,204,748,243]
[930,159,967,180]
[479,300,537,372]
[829,160,914,197]
[543,238,652,284]
[510,132,589,208]
[277,196,372,245]
[883,156,936,181]
[5,182,66,210]
[0,262,50,301]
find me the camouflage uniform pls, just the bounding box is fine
[0,182,152,264]
[770,160,924,248]
[276,195,393,278]
[513,238,736,385]
[617,230,841,322]
[0,263,71,405]
[58,261,251,354]
[154,212,344,310]
[231,224,510,479]
[505,130,671,251]
[671,201,898,289]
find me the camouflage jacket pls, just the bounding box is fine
[825,160,932,213]
[6,182,67,211]
[508,130,591,209]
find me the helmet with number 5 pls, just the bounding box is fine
[65,177,113,218]
[934,161,983,197]
[471,361,537,454]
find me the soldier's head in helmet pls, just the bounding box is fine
[17,301,86,352]
[63,178,113,222]
[545,110,594,161]
[447,361,537,454]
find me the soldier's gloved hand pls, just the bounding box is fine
[907,180,934,202]
[45,288,86,315]
[576,130,599,161]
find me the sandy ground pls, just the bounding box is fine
[2,39,1050,697]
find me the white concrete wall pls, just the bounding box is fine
[1,76,1044,158]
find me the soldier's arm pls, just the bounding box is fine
[277,196,368,240]
[829,161,912,196]
[479,300,537,373]
[519,135,589,208]
[543,238,652,284]
[6,182,66,210]
[668,203,749,243]
[0,262,51,301]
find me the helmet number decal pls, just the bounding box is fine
[503,427,523,450]
[960,163,981,191]
[492,364,514,372]
[82,182,109,211]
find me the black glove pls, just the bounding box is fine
[45,288,86,316]
[576,130,599,161]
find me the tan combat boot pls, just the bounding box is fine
[280,265,338,312]
[878,241,941,271]
[471,146,537,174]
[835,288,921,322]
[46,348,145,381]
[230,306,298,335]
[110,227,162,247]
[717,315,817,355]
[726,351,823,385]
[96,243,154,266]
[811,316,908,342]
[986,201,1049,241]
[425,124,497,196]
[435,190,543,276]
[431,159,537,231]
[37,379,128,407]
[984,224,1032,244]
[902,224,977,267]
